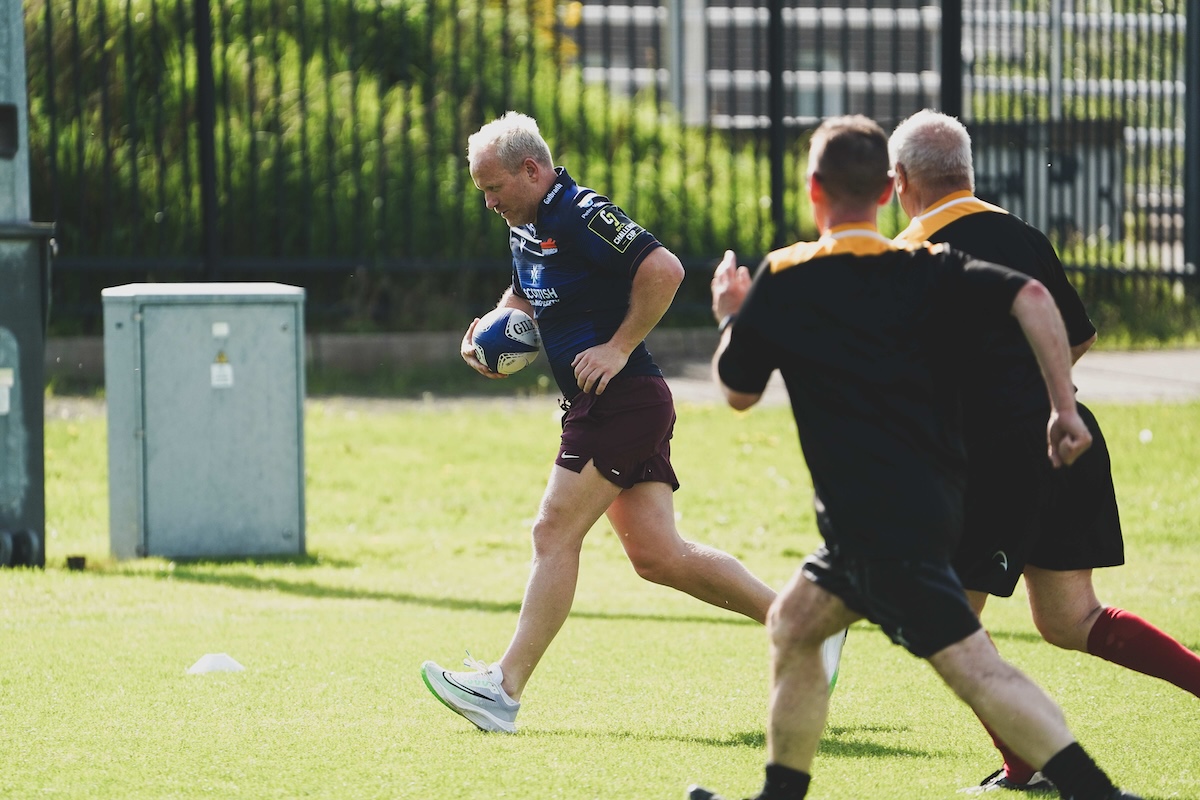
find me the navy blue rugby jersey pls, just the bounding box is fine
[509,168,665,398]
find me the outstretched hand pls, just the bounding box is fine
[1047,408,1092,467]
[711,249,752,322]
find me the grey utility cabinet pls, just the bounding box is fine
[103,283,306,560]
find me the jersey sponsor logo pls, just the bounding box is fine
[524,285,559,309]
[587,206,644,253]
[540,238,559,255]
[543,181,564,205]
[524,286,559,302]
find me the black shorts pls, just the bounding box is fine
[802,544,982,659]
[955,419,1056,595]
[1029,403,1124,571]
[956,403,1124,596]
[556,375,680,491]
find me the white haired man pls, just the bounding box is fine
[889,107,1200,793]
[418,111,844,734]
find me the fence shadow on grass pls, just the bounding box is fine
[818,724,936,760]
[124,553,354,569]
[527,724,933,759]
[107,561,1067,642]
[982,628,1046,645]
[138,566,761,627]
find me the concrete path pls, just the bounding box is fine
[664,348,1200,407]
[1070,349,1200,404]
[43,347,1200,421]
[44,331,1200,406]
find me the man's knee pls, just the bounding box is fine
[768,582,844,651]
[626,545,676,585]
[1030,607,1098,651]
[929,630,1012,699]
[528,515,588,560]
[1025,569,1103,651]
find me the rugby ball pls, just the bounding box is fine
[472,307,541,374]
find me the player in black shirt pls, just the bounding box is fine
[890,108,1200,793]
[688,115,1139,800]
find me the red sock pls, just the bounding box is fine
[1087,606,1200,696]
[975,632,1038,783]
[976,715,1038,784]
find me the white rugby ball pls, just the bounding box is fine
[472,307,541,374]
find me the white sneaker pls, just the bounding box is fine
[420,653,520,733]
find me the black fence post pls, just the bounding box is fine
[1186,0,1200,274]
[768,0,785,248]
[940,0,963,118]
[194,0,219,279]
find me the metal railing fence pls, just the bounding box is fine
[22,0,1197,331]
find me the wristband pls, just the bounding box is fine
[717,313,737,335]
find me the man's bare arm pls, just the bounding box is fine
[1009,280,1092,466]
[572,247,685,394]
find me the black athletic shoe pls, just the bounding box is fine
[972,768,1056,793]
[687,785,734,800]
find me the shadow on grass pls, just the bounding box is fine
[527,723,932,759]
[985,628,1046,645]
[817,723,934,759]
[126,553,354,569]
[102,560,1060,644]
[131,566,760,627]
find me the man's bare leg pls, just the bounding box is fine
[497,461,622,699]
[606,480,776,624]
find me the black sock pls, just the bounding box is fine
[756,763,811,800]
[1040,743,1116,800]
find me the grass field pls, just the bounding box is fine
[3,395,1198,799]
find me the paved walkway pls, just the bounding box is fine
[1069,349,1200,403]
[43,348,1200,421]
[664,348,1200,406]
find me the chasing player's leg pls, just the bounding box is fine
[1025,566,1200,694]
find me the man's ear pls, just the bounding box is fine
[877,176,895,207]
[808,173,824,206]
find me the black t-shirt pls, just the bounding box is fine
[894,192,1096,429]
[718,226,1030,559]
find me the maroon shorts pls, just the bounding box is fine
[556,375,680,491]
